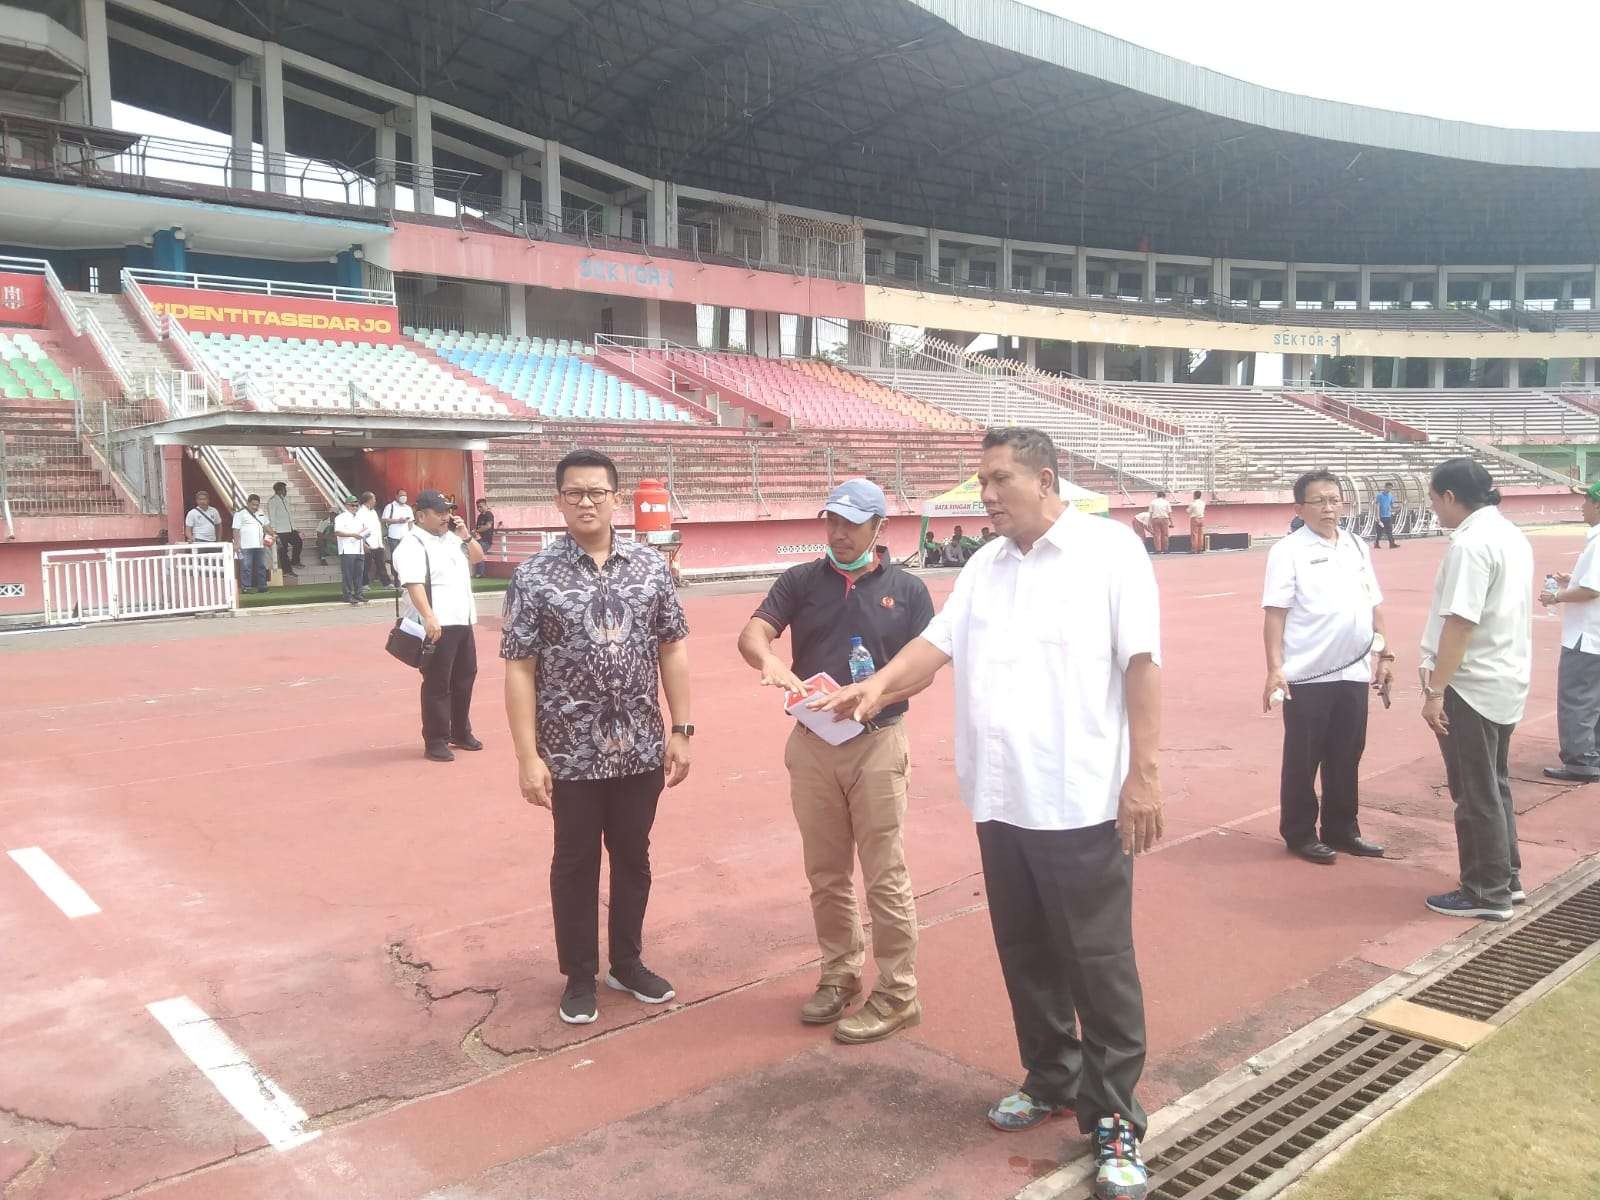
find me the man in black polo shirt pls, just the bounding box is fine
[738,479,935,1044]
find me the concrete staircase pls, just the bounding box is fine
[209,445,344,584]
[71,291,187,380]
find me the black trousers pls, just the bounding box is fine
[339,553,366,601]
[977,819,1147,1139]
[276,530,302,570]
[551,767,665,981]
[419,625,477,743]
[1437,689,1521,908]
[1371,517,1397,548]
[1280,680,1368,847]
[366,545,391,586]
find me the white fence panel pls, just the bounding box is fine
[41,544,236,626]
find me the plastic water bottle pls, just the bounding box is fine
[847,636,876,684]
[1544,573,1560,618]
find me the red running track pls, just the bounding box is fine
[2,528,1598,1199]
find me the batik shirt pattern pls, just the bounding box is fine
[500,534,688,781]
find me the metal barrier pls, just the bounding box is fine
[126,267,396,307]
[486,527,638,564]
[40,543,236,625]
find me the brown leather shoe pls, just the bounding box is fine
[800,982,860,1025]
[833,993,922,1044]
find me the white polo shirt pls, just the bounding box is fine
[383,501,413,540]
[185,505,221,542]
[392,529,476,627]
[1188,498,1206,519]
[1149,496,1172,520]
[1561,523,1600,653]
[1421,504,1533,726]
[359,505,383,549]
[333,510,367,555]
[921,507,1161,832]
[1262,525,1382,685]
[234,507,270,551]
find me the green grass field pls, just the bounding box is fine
[1289,959,1600,1200]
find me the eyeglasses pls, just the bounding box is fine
[1301,496,1344,508]
[559,488,615,505]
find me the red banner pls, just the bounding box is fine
[141,285,403,343]
[0,273,48,328]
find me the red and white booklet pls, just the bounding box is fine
[784,672,865,745]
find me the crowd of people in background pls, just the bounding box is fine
[182,482,500,602]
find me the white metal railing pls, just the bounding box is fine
[194,445,247,510]
[125,268,395,307]
[287,447,350,508]
[78,309,133,392]
[120,269,168,340]
[596,334,774,417]
[164,320,228,411]
[487,527,638,562]
[40,543,236,625]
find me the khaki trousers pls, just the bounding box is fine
[784,722,918,1001]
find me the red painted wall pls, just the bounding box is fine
[353,449,469,506]
[389,225,867,321]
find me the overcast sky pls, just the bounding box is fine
[1023,0,1600,133]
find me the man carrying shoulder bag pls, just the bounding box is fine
[392,489,485,763]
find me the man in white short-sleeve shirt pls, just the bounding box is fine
[1540,481,1600,781]
[392,489,485,762]
[185,491,221,543]
[333,496,369,604]
[231,493,274,594]
[1261,470,1393,865]
[814,427,1162,1200]
[383,491,414,551]
[1419,458,1533,921]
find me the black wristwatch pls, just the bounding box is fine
[671,724,695,737]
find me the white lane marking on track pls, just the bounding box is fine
[1193,591,1236,599]
[145,996,321,1151]
[6,847,101,918]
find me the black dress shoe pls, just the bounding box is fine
[450,734,484,751]
[1289,840,1337,865]
[1326,836,1385,858]
[424,739,455,762]
[1542,766,1599,783]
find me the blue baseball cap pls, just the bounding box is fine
[821,479,887,523]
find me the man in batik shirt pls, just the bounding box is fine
[501,450,694,1026]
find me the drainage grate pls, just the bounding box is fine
[1142,1025,1443,1200]
[1412,879,1600,1021]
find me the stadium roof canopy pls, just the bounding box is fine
[114,0,1600,264]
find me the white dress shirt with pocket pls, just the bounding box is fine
[1261,525,1382,685]
[920,508,1161,831]
[392,530,476,627]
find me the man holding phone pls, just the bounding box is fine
[1262,470,1394,866]
[393,489,484,763]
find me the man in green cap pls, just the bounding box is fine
[1540,480,1600,782]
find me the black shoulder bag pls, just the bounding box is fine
[384,535,436,670]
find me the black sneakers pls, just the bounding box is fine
[424,739,455,762]
[559,977,598,1025]
[606,961,676,1004]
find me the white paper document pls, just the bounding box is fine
[785,672,864,745]
[399,617,425,639]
